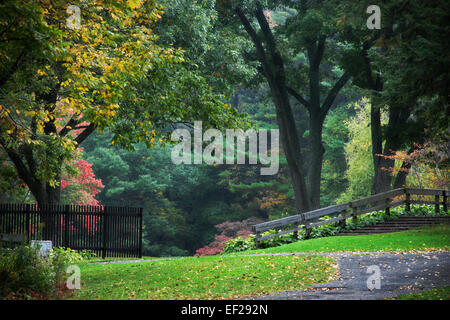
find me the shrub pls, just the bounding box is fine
[194,235,232,257]
[222,235,257,253]
[0,245,92,299]
[194,217,264,256]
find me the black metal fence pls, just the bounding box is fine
[0,204,143,258]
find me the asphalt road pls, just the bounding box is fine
[248,251,450,300]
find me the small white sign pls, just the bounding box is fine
[30,240,53,258]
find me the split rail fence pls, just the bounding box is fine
[252,188,449,248]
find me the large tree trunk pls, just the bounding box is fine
[235,6,311,213]
[308,112,325,209]
[272,83,311,213]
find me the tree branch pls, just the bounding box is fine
[286,86,311,111]
[235,6,272,80]
[320,70,352,119]
[74,123,95,145]
[59,117,80,137]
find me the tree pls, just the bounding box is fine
[217,1,352,210]
[60,148,104,205]
[378,140,449,190]
[0,0,246,207]
[337,0,449,193]
[337,98,387,203]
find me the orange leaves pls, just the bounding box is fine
[258,191,287,210]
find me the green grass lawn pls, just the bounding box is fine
[237,224,450,255]
[389,286,450,300]
[71,224,449,300]
[72,254,338,300]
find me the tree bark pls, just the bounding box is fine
[235,6,311,213]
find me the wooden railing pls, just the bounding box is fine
[252,188,449,248]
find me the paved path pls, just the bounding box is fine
[245,251,450,300]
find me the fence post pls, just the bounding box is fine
[64,205,69,248]
[385,197,391,217]
[349,202,357,222]
[102,206,108,259]
[25,204,30,241]
[252,225,261,249]
[339,210,347,228]
[435,194,440,213]
[138,208,143,258]
[293,223,299,241]
[443,190,448,213]
[304,222,311,239]
[405,189,411,212]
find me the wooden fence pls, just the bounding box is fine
[0,204,143,258]
[252,188,449,248]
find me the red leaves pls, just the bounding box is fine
[194,234,232,257]
[61,148,104,206]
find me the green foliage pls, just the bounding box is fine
[49,247,96,264]
[320,106,351,206]
[0,245,77,299]
[82,130,270,256]
[222,235,256,253]
[337,98,388,203]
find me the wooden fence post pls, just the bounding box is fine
[349,202,357,222]
[405,190,411,212]
[304,223,311,239]
[339,210,347,228]
[435,195,440,213]
[385,197,391,217]
[253,225,261,249]
[443,191,448,213]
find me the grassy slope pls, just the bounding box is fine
[74,255,337,300]
[238,224,450,255]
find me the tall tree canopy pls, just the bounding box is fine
[216,0,353,212]
[337,0,449,193]
[0,0,246,206]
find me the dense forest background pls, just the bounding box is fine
[0,0,448,256]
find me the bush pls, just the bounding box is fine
[222,235,257,253]
[194,235,232,256]
[0,245,92,299]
